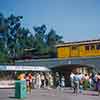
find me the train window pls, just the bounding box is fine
[85,45,89,50]
[90,45,95,50]
[72,46,77,50]
[96,44,100,50]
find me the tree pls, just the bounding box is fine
[0,51,10,63]
[0,13,10,63]
[46,29,63,57]
[0,13,23,57]
[46,29,63,46]
[16,27,34,56]
[33,25,63,57]
[0,13,34,62]
[0,13,64,62]
[7,14,23,57]
[33,24,48,54]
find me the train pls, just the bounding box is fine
[56,39,100,58]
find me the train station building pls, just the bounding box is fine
[0,39,100,87]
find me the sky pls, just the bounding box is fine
[0,0,100,42]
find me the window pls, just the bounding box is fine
[72,46,77,50]
[90,45,95,50]
[85,45,89,50]
[96,44,100,50]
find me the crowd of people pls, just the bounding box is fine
[18,72,54,93]
[70,72,100,95]
[17,71,100,95]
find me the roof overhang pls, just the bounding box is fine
[56,39,100,47]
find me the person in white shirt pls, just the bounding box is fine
[36,73,41,88]
[70,72,75,89]
[73,72,80,94]
[61,76,65,87]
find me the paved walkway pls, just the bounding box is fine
[0,88,99,100]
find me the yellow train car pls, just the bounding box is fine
[56,39,100,58]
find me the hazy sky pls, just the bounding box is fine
[0,0,100,42]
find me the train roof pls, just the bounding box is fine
[56,39,100,47]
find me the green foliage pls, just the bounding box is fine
[46,29,63,46]
[46,29,63,56]
[0,13,63,63]
[33,25,63,57]
[33,24,48,54]
[0,51,10,63]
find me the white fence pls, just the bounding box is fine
[0,80,15,88]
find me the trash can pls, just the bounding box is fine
[15,80,27,99]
